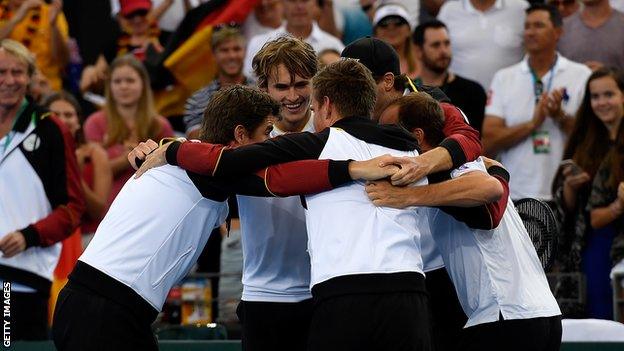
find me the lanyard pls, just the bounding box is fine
[2,99,29,155]
[530,56,557,104]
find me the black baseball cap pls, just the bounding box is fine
[340,36,401,78]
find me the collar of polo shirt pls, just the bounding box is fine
[463,0,505,13]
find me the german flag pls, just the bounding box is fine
[146,0,260,117]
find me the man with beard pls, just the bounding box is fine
[413,20,487,133]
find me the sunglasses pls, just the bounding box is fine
[548,0,576,6]
[214,22,241,32]
[377,16,408,28]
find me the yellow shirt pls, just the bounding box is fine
[0,5,69,90]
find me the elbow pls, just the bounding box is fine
[483,176,504,203]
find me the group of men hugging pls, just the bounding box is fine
[52,35,562,351]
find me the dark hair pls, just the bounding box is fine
[413,20,447,47]
[312,59,377,118]
[200,85,281,144]
[42,91,85,145]
[252,36,319,89]
[564,68,624,183]
[396,92,446,146]
[526,4,563,28]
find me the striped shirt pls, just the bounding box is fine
[183,77,255,134]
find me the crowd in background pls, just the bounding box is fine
[1,0,624,339]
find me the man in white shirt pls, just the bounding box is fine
[235,36,318,351]
[482,4,591,201]
[241,0,283,42]
[437,0,529,89]
[367,92,563,351]
[243,0,344,78]
[56,85,392,351]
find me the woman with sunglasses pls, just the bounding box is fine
[372,4,419,79]
[84,55,174,206]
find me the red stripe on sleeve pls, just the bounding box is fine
[261,160,333,197]
[177,142,227,175]
[440,103,482,163]
[486,175,510,229]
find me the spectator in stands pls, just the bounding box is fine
[242,0,283,42]
[413,20,487,133]
[313,0,342,39]
[45,91,112,246]
[78,0,175,93]
[184,27,253,139]
[116,0,175,61]
[437,0,528,89]
[84,55,173,205]
[482,4,591,201]
[421,0,446,22]
[243,0,344,78]
[373,4,419,79]
[558,0,624,71]
[547,0,581,17]
[318,48,340,67]
[552,68,624,317]
[0,0,69,90]
[29,68,54,105]
[580,70,624,319]
[0,39,84,340]
[332,0,372,44]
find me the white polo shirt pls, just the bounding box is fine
[426,159,561,328]
[243,23,345,79]
[486,54,590,200]
[437,0,528,89]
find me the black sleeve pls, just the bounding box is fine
[213,129,330,177]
